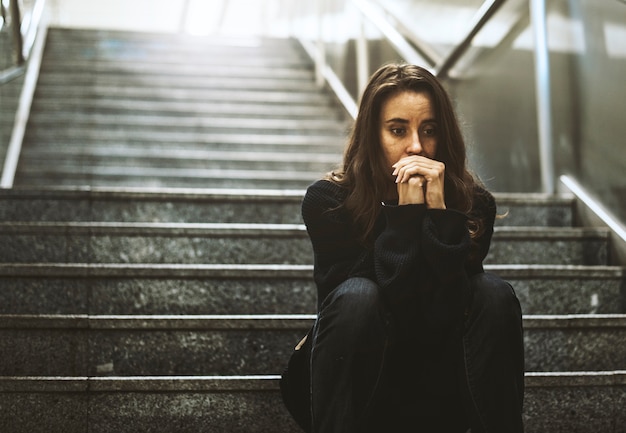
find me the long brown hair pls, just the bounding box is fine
[328,63,481,244]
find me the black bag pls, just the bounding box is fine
[280,331,313,433]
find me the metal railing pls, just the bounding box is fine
[0,0,46,84]
[296,0,555,194]
[0,0,47,188]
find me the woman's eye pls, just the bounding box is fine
[390,128,405,136]
[422,126,437,136]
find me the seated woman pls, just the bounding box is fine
[282,63,524,433]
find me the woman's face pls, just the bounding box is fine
[379,90,438,169]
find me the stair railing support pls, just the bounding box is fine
[356,19,369,97]
[10,0,24,65]
[530,0,555,194]
[1,9,47,189]
[315,0,326,88]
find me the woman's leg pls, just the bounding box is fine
[460,272,525,433]
[310,277,390,433]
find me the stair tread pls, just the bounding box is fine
[0,262,621,278]
[2,312,626,328]
[1,371,625,392]
[0,221,608,237]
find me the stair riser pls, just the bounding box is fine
[25,115,348,135]
[513,277,625,315]
[0,274,622,316]
[12,174,321,189]
[40,61,317,80]
[31,87,334,104]
[0,328,304,376]
[30,101,338,119]
[17,156,338,173]
[0,385,624,433]
[1,323,624,375]
[0,276,318,315]
[1,382,623,433]
[42,43,311,63]
[0,391,302,433]
[36,75,322,92]
[0,194,572,226]
[0,231,609,265]
[0,197,307,224]
[0,233,313,264]
[523,384,625,433]
[486,237,607,266]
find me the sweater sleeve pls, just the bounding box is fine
[374,204,471,331]
[301,180,375,308]
[302,180,496,333]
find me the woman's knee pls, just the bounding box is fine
[469,272,522,327]
[317,277,386,336]
[321,277,381,314]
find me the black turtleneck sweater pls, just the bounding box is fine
[301,179,496,338]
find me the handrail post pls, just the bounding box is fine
[10,0,24,65]
[356,19,369,97]
[315,0,326,88]
[530,0,555,194]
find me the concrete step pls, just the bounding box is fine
[485,226,609,266]
[30,98,339,119]
[20,132,343,153]
[40,27,310,58]
[0,222,609,265]
[0,375,302,433]
[24,112,348,135]
[0,264,623,316]
[16,148,340,173]
[14,167,324,189]
[0,188,573,226]
[0,314,624,376]
[39,60,316,81]
[0,263,317,315]
[42,32,310,65]
[36,73,322,93]
[0,188,308,224]
[31,85,334,105]
[0,372,624,433]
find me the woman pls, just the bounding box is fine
[281,64,524,433]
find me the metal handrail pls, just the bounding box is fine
[0,0,47,189]
[304,0,555,194]
[0,0,46,84]
[435,0,507,78]
[10,0,24,65]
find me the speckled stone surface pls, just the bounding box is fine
[0,389,301,433]
[0,195,305,224]
[0,329,89,376]
[0,326,306,376]
[0,189,573,226]
[0,392,88,433]
[87,391,302,433]
[0,231,314,264]
[2,315,625,376]
[495,202,573,227]
[524,326,626,371]
[524,381,626,433]
[487,235,608,265]
[0,265,318,315]
[0,270,621,315]
[0,376,624,433]
[0,225,610,265]
[86,328,306,376]
[507,276,625,315]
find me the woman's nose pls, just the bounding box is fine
[406,133,422,155]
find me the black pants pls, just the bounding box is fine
[309,273,524,433]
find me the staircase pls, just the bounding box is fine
[0,28,625,432]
